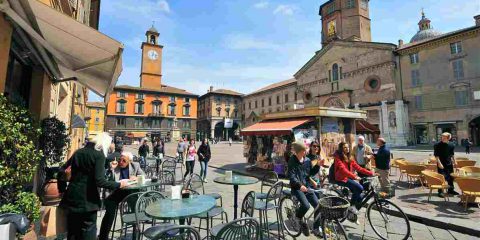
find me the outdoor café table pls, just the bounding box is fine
[214,175,259,219]
[450,172,480,179]
[145,195,216,221]
[122,179,163,191]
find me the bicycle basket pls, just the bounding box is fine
[374,185,395,199]
[318,196,350,220]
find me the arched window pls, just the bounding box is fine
[332,63,339,81]
[168,104,176,116]
[135,101,144,114]
[183,105,190,116]
[152,100,162,114]
[116,100,126,113]
[150,35,156,44]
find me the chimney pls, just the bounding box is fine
[209,86,213,92]
[398,39,404,47]
[475,15,480,26]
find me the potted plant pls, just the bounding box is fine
[39,117,70,206]
[0,94,43,236]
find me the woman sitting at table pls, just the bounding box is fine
[98,152,145,240]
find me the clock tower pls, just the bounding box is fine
[140,25,163,89]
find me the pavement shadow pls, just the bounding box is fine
[397,193,474,218]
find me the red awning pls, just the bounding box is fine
[356,120,380,133]
[241,118,314,136]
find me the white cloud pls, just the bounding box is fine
[253,1,269,9]
[157,0,171,13]
[273,5,297,16]
[223,34,280,50]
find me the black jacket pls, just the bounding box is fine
[60,143,120,213]
[153,143,165,157]
[288,154,315,191]
[105,151,122,169]
[197,143,211,161]
[138,144,149,157]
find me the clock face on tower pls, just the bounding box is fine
[147,50,159,60]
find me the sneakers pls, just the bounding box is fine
[348,206,359,215]
[448,190,459,196]
[347,206,360,225]
[295,217,310,237]
[203,179,208,183]
[437,192,445,198]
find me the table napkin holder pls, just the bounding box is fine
[171,185,182,200]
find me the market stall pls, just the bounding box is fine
[241,107,367,174]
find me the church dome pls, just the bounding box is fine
[409,10,442,43]
[148,25,158,33]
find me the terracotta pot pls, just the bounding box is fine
[42,180,62,206]
[22,224,37,240]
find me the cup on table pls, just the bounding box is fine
[182,190,191,199]
[225,171,233,180]
[137,174,145,185]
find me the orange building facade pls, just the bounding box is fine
[106,27,198,141]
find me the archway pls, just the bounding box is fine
[469,116,480,146]
[214,121,240,141]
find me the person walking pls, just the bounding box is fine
[138,139,149,169]
[153,140,165,174]
[352,136,373,175]
[60,133,127,240]
[177,138,186,163]
[184,139,197,178]
[465,138,472,154]
[373,138,391,188]
[434,132,459,197]
[197,139,211,182]
[99,152,144,240]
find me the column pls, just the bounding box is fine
[0,15,13,93]
[211,121,216,139]
[394,100,408,146]
[380,101,390,143]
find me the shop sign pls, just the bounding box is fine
[224,118,234,128]
[294,128,317,146]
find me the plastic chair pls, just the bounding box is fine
[185,173,223,206]
[421,171,450,202]
[389,158,405,175]
[455,160,476,172]
[454,178,480,211]
[136,191,177,240]
[150,225,201,240]
[396,159,408,181]
[404,164,426,188]
[255,171,279,200]
[254,181,284,239]
[211,217,261,240]
[211,191,256,238]
[461,166,480,173]
[425,164,437,172]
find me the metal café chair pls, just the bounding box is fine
[186,173,223,206]
[187,189,228,239]
[114,192,145,239]
[136,191,178,240]
[155,171,176,192]
[212,217,261,240]
[150,225,201,240]
[161,159,178,182]
[254,181,284,239]
[255,171,279,200]
[210,191,256,238]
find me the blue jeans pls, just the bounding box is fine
[292,189,321,229]
[340,179,364,209]
[199,161,208,179]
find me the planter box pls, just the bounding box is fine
[0,223,16,240]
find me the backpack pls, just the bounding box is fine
[328,159,336,183]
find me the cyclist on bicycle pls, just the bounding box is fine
[333,141,373,217]
[288,141,323,237]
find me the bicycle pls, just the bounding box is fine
[280,188,349,239]
[337,176,411,240]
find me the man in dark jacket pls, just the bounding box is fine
[288,142,322,237]
[434,132,458,197]
[60,138,126,240]
[373,138,390,188]
[138,139,149,168]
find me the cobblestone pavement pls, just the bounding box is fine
[119,143,479,239]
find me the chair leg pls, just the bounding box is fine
[265,210,270,240]
[428,188,432,202]
[444,191,449,202]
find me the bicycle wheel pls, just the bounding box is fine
[367,199,411,240]
[279,195,302,237]
[322,218,348,240]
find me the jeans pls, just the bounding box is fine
[199,160,208,180]
[67,211,97,240]
[339,179,364,209]
[292,189,321,229]
[438,164,455,193]
[184,160,195,178]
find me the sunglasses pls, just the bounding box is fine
[312,145,319,148]
[120,159,128,163]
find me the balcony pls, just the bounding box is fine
[148,112,165,117]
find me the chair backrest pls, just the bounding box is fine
[240,191,256,218]
[455,178,480,193]
[214,217,261,240]
[421,170,445,186]
[456,160,476,168]
[425,164,437,172]
[158,171,175,191]
[185,173,205,194]
[396,160,408,171]
[405,164,426,175]
[119,192,144,222]
[264,181,283,206]
[455,157,470,161]
[135,191,165,226]
[461,166,480,173]
[260,172,279,193]
[162,159,177,171]
[151,225,201,240]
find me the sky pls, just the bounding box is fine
[89,0,480,101]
